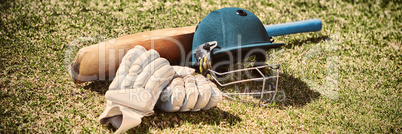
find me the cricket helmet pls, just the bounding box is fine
[192,7,284,74]
[191,7,283,106]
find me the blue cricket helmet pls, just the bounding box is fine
[192,7,284,67]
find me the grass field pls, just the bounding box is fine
[0,0,401,133]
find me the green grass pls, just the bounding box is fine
[1,0,400,133]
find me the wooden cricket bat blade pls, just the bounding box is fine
[71,26,196,83]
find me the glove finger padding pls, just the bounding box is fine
[121,50,160,89]
[157,67,222,112]
[180,75,198,112]
[109,46,146,90]
[158,78,185,112]
[191,74,212,111]
[99,46,175,134]
[202,81,223,110]
[172,65,195,77]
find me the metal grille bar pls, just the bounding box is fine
[208,64,281,106]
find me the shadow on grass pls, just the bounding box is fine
[101,107,241,133]
[285,35,329,49]
[216,72,320,109]
[275,73,320,108]
[81,80,111,95]
[136,108,240,133]
[206,65,320,108]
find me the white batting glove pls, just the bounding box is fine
[99,46,175,134]
[157,67,223,112]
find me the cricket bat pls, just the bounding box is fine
[71,19,322,83]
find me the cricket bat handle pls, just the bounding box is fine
[265,18,322,36]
